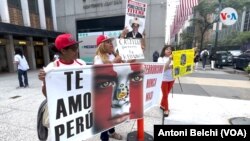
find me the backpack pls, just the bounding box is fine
[203,51,208,58]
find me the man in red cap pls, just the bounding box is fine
[37,33,86,140]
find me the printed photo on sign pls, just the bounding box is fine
[44,63,165,141]
[92,63,144,134]
[125,0,147,36]
[172,49,195,78]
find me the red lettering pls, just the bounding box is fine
[220,13,227,20]
[146,78,157,88]
[146,91,153,101]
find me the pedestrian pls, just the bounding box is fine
[200,48,209,70]
[37,33,86,140]
[193,47,199,71]
[14,48,30,88]
[209,50,216,70]
[153,51,160,62]
[157,45,175,117]
[94,35,123,141]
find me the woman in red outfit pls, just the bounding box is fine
[157,45,175,117]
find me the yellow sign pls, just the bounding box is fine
[172,49,194,78]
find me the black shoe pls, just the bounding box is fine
[163,110,169,117]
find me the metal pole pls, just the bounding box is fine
[214,0,222,48]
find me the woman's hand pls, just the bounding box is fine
[38,68,46,81]
[113,55,122,63]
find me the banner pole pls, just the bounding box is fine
[137,119,144,140]
[127,118,153,141]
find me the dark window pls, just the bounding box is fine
[76,16,125,33]
[28,0,39,14]
[44,0,52,17]
[244,10,250,31]
[8,0,21,9]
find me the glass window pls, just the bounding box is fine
[28,0,39,14]
[44,0,52,17]
[8,0,21,9]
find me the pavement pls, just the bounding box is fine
[0,65,250,141]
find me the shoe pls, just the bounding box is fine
[24,85,29,88]
[109,132,122,140]
[160,106,165,111]
[163,110,170,117]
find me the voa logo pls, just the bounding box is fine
[220,7,238,26]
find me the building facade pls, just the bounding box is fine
[0,0,61,73]
[55,0,167,62]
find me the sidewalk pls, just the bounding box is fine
[0,69,249,141]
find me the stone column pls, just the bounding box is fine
[26,37,36,69]
[43,38,50,66]
[5,35,15,72]
[38,0,46,29]
[0,0,10,23]
[51,0,58,31]
[21,0,31,26]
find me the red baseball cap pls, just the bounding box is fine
[55,33,82,51]
[96,35,114,46]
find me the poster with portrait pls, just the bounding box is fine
[172,49,195,78]
[45,63,164,141]
[125,0,147,36]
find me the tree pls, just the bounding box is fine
[192,0,250,50]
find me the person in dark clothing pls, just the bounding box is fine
[120,17,143,39]
[153,51,160,62]
[209,51,216,70]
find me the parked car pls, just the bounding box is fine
[233,50,250,70]
[214,51,232,68]
[228,50,242,57]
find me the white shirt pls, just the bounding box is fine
[14,54,29,71]
[44,59,86,72]
[94,54,115,64]
[157,56,174,81]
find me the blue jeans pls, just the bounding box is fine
[18,69,29,87]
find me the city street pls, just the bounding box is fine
[0,64,249,141]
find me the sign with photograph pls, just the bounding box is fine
[45,63,164,141]
[125,0,147,36]
[172,49,194,78]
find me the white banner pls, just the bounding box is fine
[115,38,144,60]
[45,63,164,141]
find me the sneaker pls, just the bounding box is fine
[109,132,123,140]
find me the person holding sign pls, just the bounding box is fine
[37,33,86,139]
[94,35,123,141]
[93,35,144,141]
[157,45,175,117]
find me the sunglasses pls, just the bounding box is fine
[64,45,78,51]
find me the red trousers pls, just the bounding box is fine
[160,81,175,111]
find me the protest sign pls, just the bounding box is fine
[115,38,144,60]
[45,63,164,141]
[125,0,147,35]
[172,49,195,78]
